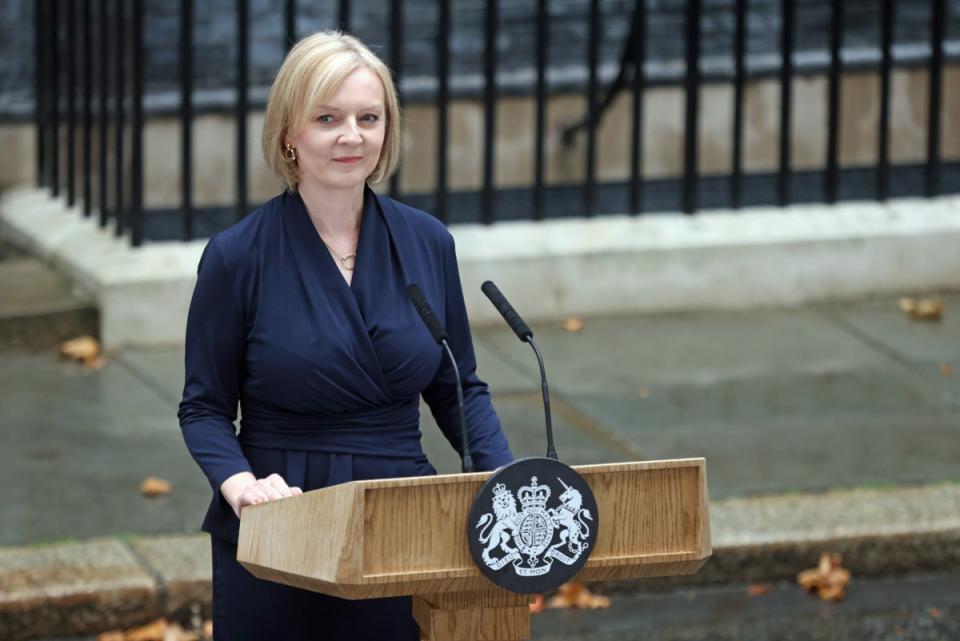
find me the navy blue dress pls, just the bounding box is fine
[178,188,513,640]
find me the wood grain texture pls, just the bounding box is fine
[413,595,531,641]
[237,458,711,599]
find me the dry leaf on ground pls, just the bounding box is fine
[939,364,954,378]
[928,606,942,619]
[546,582,611,609]
[747,583,772,596]
[59,335,105,367]
[123,618,168,641]
[796,552,851,602]
[97,619,202,641]
[560,316,585,333]
[898,297,944,321]
[140,476,173,498]
[529,594,545,614]
[163,623,201,641]
[638,386,651,399]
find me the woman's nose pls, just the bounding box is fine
[338,119,362,144]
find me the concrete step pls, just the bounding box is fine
[0,240,98,350]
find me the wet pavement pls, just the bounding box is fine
[3,295,960,545]
[531,571,960,641]
[34,571,960,641]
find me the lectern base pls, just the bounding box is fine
[413,590,534,641]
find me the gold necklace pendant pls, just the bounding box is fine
[339,254,357,271]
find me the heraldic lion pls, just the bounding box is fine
[476,483,520,565]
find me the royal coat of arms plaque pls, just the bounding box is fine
[467,457,600,594]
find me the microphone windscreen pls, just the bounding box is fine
[481,281,533,341]
[407,284,449,344]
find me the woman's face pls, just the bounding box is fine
[287,66,386,192]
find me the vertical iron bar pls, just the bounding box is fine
[339,0,350,32]
[35,0,46,188]
[683,0,701,214]
[926,0,944,197]
[533,0,547,221]
[825,0,841,203]
[285,0,296,50]
[585,0,600,217]
[237,0,249,221]
[731,0,746,209]
[82,0,93,217]
[114,0,125,236]
[67,0,76,207]
[180,0,193,241]
[481,0,497,224]
[51,0,60,197]
[877,0,893,201]
[131,0,144,247]
[435,0,449,222]
[98,0,109,226]
[388,0,403,197]
[778,0,794,206]
[629,1,646,215]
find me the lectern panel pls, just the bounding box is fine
[362,478,484,576]
[591,465,701,557]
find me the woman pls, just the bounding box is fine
[178,31,513,640]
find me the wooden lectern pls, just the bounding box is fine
[237,458,710,641]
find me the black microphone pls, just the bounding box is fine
[480,281,558,461]
[406,284,474,473]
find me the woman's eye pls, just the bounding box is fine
[316,114,334,123]
[361,114,380,123]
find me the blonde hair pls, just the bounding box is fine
[262,31,401,190]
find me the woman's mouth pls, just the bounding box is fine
[333,156,363,164]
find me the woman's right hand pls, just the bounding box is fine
[220,471,303,518]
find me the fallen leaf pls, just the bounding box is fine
[939,364,954,378]
[928,606,942,619]
[140,476,173,498]
[163,623,199,641]
[560,316,585,333]
[747,583,772,596]
[529,594,545,614]
[125,619,167,641]
[796,552,850,602]
[638,386,651,399]
[546,582,610,609]
[58,335,103,366]
[899,297,944,321]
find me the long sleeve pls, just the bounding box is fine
[177,236,253,494]
[422,236,513,471]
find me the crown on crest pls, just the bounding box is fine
[492,482,511,499]
[518,476,551,510]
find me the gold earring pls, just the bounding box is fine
[283,144,297,162]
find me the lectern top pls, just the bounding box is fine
[237,458,711,600]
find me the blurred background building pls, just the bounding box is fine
[0,0,958,344]
[1,0,957,238]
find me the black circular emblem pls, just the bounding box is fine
[467,457,600,594]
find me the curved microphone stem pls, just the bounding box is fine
[528,337,558,461]
[481,280,560,462]
[442,339,474,473]
[407,283,474,473]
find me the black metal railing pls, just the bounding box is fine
[32,0,957,247]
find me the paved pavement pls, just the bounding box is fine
[3,292,960,640]
[3,294,960,545]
